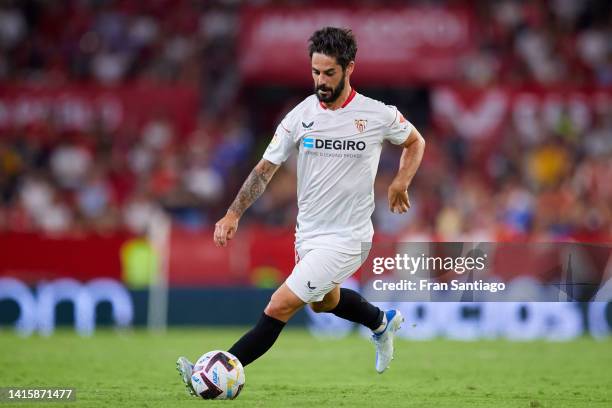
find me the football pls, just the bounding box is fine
[190,350,245,400]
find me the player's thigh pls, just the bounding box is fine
[286,247,362,304]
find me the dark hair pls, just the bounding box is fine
[308,27,357,70]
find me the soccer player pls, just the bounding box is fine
[177,27,425,394]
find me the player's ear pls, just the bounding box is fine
[346,61,355,76]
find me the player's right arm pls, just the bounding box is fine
[214,159,280,247]
[214,101,301,247]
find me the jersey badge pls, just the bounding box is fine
[354,119,368,133]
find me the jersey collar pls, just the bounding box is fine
[319,88,357,110]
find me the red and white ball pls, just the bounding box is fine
[190,350,245,400]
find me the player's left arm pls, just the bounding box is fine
[388,127,426,214]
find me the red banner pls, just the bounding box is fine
[239,6,475,85]
[431,86,612,141]
[168,228,238,286]
[0,83,199,138]
[0,232,130,283]
[168,226,295,287]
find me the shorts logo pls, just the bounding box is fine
[306,281,317,290]
[354,119,367,133]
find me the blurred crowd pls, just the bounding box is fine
[1,0,610,86]
[465,0,611,86]
[0,0,610,241]
[0,111,255,234]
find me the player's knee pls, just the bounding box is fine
[264,296,298,320]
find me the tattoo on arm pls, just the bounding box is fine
[228,160,279,217]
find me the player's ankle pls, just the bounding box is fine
[372,313,387,335]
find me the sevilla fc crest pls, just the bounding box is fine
[354,119,367,133]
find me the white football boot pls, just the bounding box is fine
[176,356,197,397]
[372,309,404,373]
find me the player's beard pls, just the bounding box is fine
[315,70,346,104]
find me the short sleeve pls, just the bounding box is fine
[382,105,414,145]
[263,117,296,165]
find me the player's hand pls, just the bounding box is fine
[214,211,240,247]
[388,178,411,214]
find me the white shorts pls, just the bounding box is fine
[285,246,366,303]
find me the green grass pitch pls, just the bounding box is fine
[0,328,610,407]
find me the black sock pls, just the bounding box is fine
[328,288,384,331]
[227,313,286,367]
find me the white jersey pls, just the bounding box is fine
[263,90,414,254]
